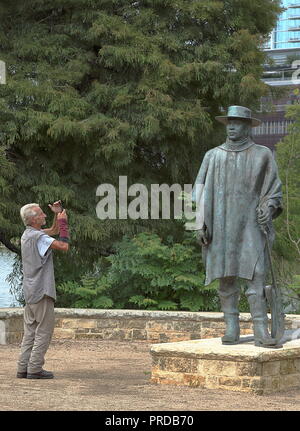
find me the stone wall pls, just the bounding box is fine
[0,307,300,345]
[150,337,300,394]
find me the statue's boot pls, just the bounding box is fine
[219,289,240,345]
[222,313,240,345]
[247,293,276,347]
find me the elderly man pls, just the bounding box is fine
[17,201,70,379]
[192,106,283,348]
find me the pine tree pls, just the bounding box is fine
[273,104,300,306]
[0,0,281,285]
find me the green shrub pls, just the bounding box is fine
[57,232,219,311]
[57,275,113,309]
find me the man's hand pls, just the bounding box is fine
[50,210,70,252]
[195,228,210,246]
[57,209,68,221]
[48,200,63,214]
[42,201,63,236]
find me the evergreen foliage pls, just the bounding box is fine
[57,275,113,309]
[273,105,300,308]
[0,1,282,301]
[57,231,219,311]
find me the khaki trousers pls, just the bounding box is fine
[17,295,55,374]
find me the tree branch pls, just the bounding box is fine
[285,136,300,259]
[0,232,21,256]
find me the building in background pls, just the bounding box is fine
[254,0,300,150]
[264,0,300,61]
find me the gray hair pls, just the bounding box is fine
[20,203,40,226]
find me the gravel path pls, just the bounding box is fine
[0,339,300,411]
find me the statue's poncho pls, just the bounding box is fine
[192,140,283,286]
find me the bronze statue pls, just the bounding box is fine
[192,106,284,348]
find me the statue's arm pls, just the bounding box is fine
[190,151,213,245]
[257,150,283,225]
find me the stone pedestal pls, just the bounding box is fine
[150,335,300,394]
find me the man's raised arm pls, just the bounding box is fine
[50,210,70,252]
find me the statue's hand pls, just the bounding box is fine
[257,204,275,226]
[195,228,210,246]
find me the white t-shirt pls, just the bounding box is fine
[37,234,55,257]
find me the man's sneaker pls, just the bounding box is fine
[17,371,27,379]
[27,369,54,379]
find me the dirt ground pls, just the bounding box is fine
[0,339,300,411]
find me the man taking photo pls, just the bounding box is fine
[17,200,70,379]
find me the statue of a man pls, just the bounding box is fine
[192,106,283,347]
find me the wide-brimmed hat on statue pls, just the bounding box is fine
[215,105,261,127]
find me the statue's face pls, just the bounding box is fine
[226,119,251,141]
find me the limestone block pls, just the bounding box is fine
[172,321,202,332]
[74,332,104,340]
[157,333,169,343]
[201,328,221,339]
[150,336,300,394]
[96,319,120,329]
[218,376,243,388]
[0,320,6,344]
[241,378,251,389]
[201,321,225,329]
[182,374,206,387]
[262,361,280,376]
[101,329,126,340]
[280,358,297,375]
[160,357,199,374]
[151,369,183,384]
[205,376,219,389]
[151,370,206,387]
[199,360,238,377]
[256,376,279,393]
[248,377,265,394]
[131,329,147,340]
[7,317,23,332]
[123,330,134,341]
[61,318,97,329]
[6,332,23,344]
[53,328,74,339]
[146,331,161,342]
[279,373,300,391]
[60,319,76,329]
[165,332,191,342]
[153,332,187,343]
[119,319,147,329]
[146,321,175,332]
[76,328,92,334]
[236,362,262,377]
